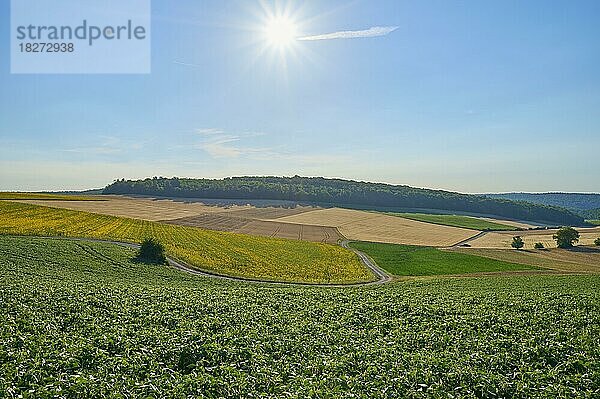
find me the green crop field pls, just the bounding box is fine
[0,201,371,284]
[387,212,518,231]
[350,241,539,276]
[0,192,103,201]
[1,235,598,397]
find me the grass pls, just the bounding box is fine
[350,241,539,276]
[0,201,371,284]
[1,235,599,397]
[587,220,600,226]
[387,212,519,231]
[0,192,103,201]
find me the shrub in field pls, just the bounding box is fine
[511,236,524,249]
[595,237,600,246]
[137,238,167,264]
[534,242,544,249]
[553,227,580,249]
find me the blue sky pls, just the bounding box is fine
[1,0,599,192]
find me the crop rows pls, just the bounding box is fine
[1,236,599,398]
[0,201,371,284]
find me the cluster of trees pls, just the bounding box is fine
[103,176,584,225]
[512,227,591,250]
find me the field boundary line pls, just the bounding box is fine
[450,231,488,248]
[340,240,392,284]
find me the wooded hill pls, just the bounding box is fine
[485,192,600,220]
[103,176,584,225]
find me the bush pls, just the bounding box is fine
[511,236,524,249]
[136,238,167,264]
[595,238,600,246]
[534,242,544,249]
[552,227,580,249]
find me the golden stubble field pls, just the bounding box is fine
[12,197,341,243]
[14,197,250,221]
[452,247,600,274]
[274,207,477,247]
[467,227,600,249]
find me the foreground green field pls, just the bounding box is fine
[350,241,539,276]
[0,201,370,284]
[1,236,598,398]
[0,192,102,201]
[387,212,518,231]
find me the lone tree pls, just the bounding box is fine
[137,238,167,264]
[553,227,580,249]
[511,236,524,249]
[595,237,600,246]
[534,242,544,249]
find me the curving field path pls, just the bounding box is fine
[37,236,391,287]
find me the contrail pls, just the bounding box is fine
[298,26,398,41]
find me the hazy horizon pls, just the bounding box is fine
[2,0,599,193]
[2,173,600,196]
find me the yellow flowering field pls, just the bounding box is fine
[0,201,373,284]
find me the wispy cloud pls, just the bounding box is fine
[298,26,398,41]
[195,128,270,159]
[173,60,202,68]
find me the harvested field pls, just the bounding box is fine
[275,208,476,247]
[14,196,315,222]
[165,214,343,244]
[222,206,315,220]
[468,227,600,249]
[163,214,252,231]
[15,196,339,243]
[451,247,600,274]
[236,221,342,243]
[13,197,231,221]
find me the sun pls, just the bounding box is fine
[264,16,298,48]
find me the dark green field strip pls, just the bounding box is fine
[587,220,600,226]
[349,241,540,276]
[385,212,518,231]
[1,236,599,397]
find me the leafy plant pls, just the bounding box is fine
[594,237,600,246]
[1,235,599,398]
[534,242,545,249]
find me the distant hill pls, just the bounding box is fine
[485,193,600,219]
[103,176,584,226]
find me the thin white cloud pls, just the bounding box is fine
[173,60,202,68]
[298,26,398,41]
[196,128,225,136]
[195,128,272,159]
